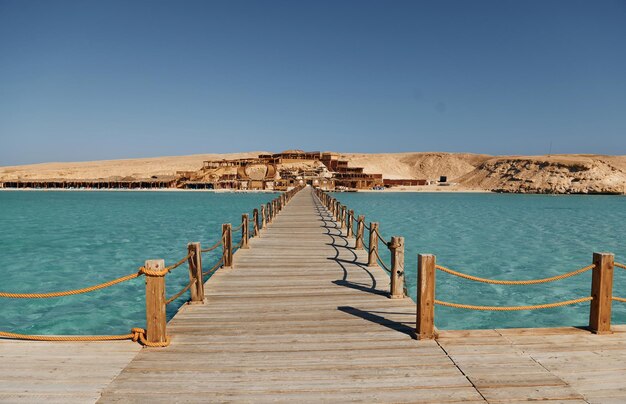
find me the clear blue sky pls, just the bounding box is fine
[1,0,625,165]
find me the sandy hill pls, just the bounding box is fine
[459,154,626,194]
[1,152,625,194]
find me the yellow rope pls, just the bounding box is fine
[203,258,224,277]
[0,272,141,299]
[373,249,391,273]
[374,228,389,245]
[612,296,626,303]
[435,264,595,285]
[615,262,626,270]
[435,296,593,311]
[200,239,222,253]
[166,278,196,305]
[232,222,244,231]
[139,251,194,277]
[0,328,170,347]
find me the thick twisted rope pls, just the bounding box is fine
[0,272,141,299]
[203,258,223,277]
[612,296,626,303]
[435,296,593,311]
[373,249,391,273]
[435,264,595,285]
[615,262,626,270]
[201,239,222,253]
[0,327,170,347]
[166,278,196,305]
[232,222,244,231]
[374,228,388,245]
[139,251,195,277]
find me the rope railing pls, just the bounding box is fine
[374,228,389,245]
[435,263,595,285]
[201,239,223,253]
[0,185,306,347]
[373,248,391,273]
[166,278,197,305]
[203,258,224,277]
[0,272,141,299]
[139,251,195,277]
[314,188,405,300]
[616,262,626,270]
[435,296,593,311]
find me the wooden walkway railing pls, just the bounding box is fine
[0,186,304,346]
[315,189,626,339]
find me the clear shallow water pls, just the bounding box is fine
[0,191,276,335]
[332,192,626,330]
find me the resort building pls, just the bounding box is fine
[0,150,428,191]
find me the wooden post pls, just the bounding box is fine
[355,215,365,249]
[335,201,340,221]
[253,208,259,237]
[347,210,354,237]
[266,202,272,223]
[261,205,267,229]
[341,206,346,229]
[222,224,233,268]
[417,254,436,340]
[241,214,249,249]
[389,237,405,299]
[187,243,204,304]
[144,259,167,344]
[589,252,615,334]
[368,222,379,267]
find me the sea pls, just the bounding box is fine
[332,191,626,330]
[1,190,625,333]
[0,190,277,335]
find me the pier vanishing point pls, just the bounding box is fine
[2,186,626,403]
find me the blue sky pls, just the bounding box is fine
[1,0,625,165]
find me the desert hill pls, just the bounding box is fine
[1,152,625,194]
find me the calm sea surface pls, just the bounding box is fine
[333,192,626,330]
[1,191,625,333]
[0,191,277,335]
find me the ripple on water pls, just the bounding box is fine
[334,192,626,330]
[0,191,277,335]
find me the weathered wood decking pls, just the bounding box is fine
[3,187,626,403]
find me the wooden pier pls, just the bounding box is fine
[2,187,626,403]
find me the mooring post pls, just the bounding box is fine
[355,215,365,249]
[222,223,233,268]
[242,214,249,249]
[417,254,436,340]
[266,202,272,223]
[187,242,204,303]
[347,209,354,237]
[341,206,347,229]
[389,237,405,299]
[261,205,267,229]
[335,201,341,221]
[144,259,167,344]
[368,222,379,267]
[253,209,259,237]
[589,252,615,334]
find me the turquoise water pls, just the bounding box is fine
[0,191,276,335]
[332,192,626,330]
